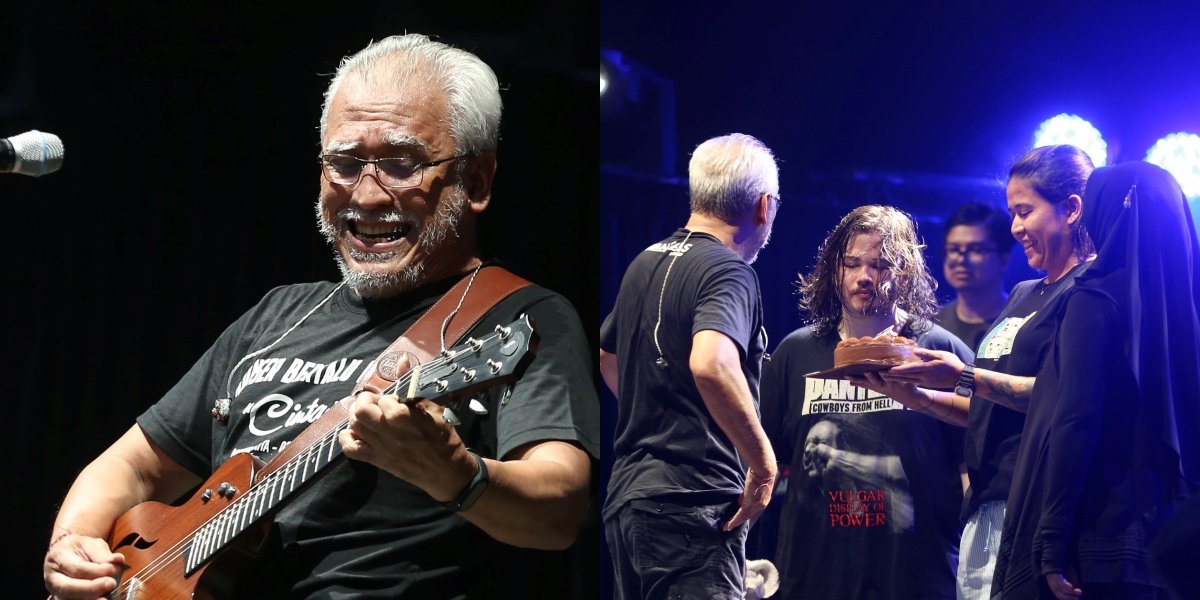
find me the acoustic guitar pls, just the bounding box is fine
[104,316,537,599]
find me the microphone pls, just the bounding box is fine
[1,130,65,176]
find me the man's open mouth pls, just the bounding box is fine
[349,220,411,243]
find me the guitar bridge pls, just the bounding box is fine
[109,576,143,599]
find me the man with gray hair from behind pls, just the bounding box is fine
[600,133,781,599]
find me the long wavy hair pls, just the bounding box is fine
[798,205,939,336]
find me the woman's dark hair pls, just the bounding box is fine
[1007,144,1096,259]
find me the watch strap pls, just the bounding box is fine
[955,363,976,397]
[444,452,489,512]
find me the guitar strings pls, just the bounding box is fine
[112,328,503,595]
[114,365,428,594]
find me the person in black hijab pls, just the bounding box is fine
[993,161,1200,600]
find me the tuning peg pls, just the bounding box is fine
[443,407,461,426]
[468,398,488,415]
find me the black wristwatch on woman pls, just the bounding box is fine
[955,363,976,399]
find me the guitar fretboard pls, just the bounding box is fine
[156,319,528,579]
[183,422,346,574]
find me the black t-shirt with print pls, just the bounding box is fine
[963,263,1087,521]
[600,228,766,518]
[137,272,599,599]
[759,321,971,600]
[934,299,995,352]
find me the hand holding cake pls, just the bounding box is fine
[880,347,969,389]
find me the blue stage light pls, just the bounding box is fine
[1033,114,1108,167]
[600,48,678,178]
[1145,132,1200,201]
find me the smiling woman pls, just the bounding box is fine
[995,160,1200,600]
[1006,145,1096,282]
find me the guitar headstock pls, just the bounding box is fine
[402,315,539,405]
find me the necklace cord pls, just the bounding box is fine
[440,263,483,353]
[652,231,695,361]
[223,281,347,400]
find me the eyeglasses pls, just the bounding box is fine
[944,243,997,260]
[319,153,471,188]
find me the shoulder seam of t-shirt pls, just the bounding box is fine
[499,424,597,460]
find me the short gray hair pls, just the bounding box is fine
[688,133,779,223]
[319,34,502,155]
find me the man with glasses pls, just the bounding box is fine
[934,202,1014,350]
[43,34,598,599]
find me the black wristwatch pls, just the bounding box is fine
[444,452,489,512]
[955,363,975,399]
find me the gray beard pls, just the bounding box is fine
[746,223,773,265]
[315,186,466,298]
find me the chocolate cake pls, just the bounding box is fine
[832,335,918,369]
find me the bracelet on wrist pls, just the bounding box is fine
[752,480,774,497]
[943,395,957,419]
[748,469,776,483]
[919,395,936,415]
[48,528,74,550]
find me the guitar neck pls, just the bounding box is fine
[184,403,350,573]
[172,319,534,577]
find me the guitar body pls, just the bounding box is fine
[108,453,269,600]
[102,316,536,599]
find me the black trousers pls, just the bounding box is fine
[605,497,748,600]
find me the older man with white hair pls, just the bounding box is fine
[600,133,781,600]
[43,34,598,599]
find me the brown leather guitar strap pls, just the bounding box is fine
[353,265,532,396]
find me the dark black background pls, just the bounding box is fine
[600,0,1200,594]
[3,2,598,597]
[8,0,1200,597]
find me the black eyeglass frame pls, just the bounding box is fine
[943,243,999,260]
[319,152,472,188]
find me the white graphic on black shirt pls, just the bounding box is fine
[977,312,1035,360]
[237,357,364,396]
[644,240,694,256]
[800,415,914,532]
[802,377,903,415]
[231,438,271,457]
[228,354,376,461]
[245,393,330,436]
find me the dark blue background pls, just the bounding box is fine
[601,1,1200,596]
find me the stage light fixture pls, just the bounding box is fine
[1033,113,1108,167]
[600,50,629,107]
[1145,132,1200,201]
[600,48,678,178]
